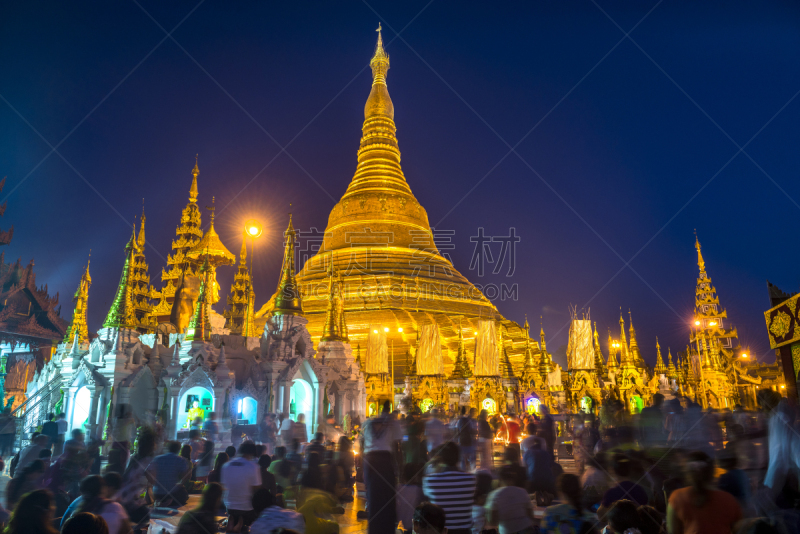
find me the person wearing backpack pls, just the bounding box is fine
[455,407,477,472]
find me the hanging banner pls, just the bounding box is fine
[366,327,388,374]
[567,319,594,370]
[474,320,499,376]
[416,323,443,376]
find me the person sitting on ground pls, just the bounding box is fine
[17,434,49,472]
[195,440,215,483]
[667,451,741,534]
[258,454,277,495]
[102,472,123,501]
[249,487,305,534]
[269,446,293,492]
[540,473,595,533]
[5,489,59,534]
[412,501,448,534]
[486,464,536,534]
[176,482,224,534]
[604,499,641,534]
[62,475,130,534]
[297,452,341,534]
[37,448,52,468]
[422,441,477,534]
[306,432,326,459]
[208,451,229,484]
[225,445,237,458]
[62,512,109,534]
[598,454,648,519]
[147,440,191,507]
[221,440,262,528]
[6,459,45,510]
[116,427,156,527]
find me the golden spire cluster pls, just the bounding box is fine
[64,254,91,343]
[224,229,256,337]
[654,337,667,375]
[185,256,211,342]
[607,329,618,370]
[450,325,473,379]
[593,322,606,375]
[153,160,205,321]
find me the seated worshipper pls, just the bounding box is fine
[332,436,355,503]
[258,454,278,495]
[103,449,126,475]
[598,454,648,519]
[6,459,45,510]
[269,446,293,492]
[604,499,642,534]
[116,428,156,527]
[221,440,262,527]
[486,464,536,534]
[61,512,110,534]
[667,451,741,534]
[413,502,448,534]
[147,441,191,507]
[581,454,611,507]
[226,445,237,458]
[249,488,305,534]
[208,452,229,484]
[397,462,425,534]
[176,482,224,534]
[540,474,595,533]
[423,441,477,534]
[195,440,215,483]
[61,475,130,534]
[306,432,326,459]
[297,453,341,534]
[500,445,527,490]
[5,490,59,534]
[37,448,52,468]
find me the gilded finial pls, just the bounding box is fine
[189,156,199,203]
[694,231,705,272]
[370,23,390,86]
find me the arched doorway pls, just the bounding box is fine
[525,397,540,415]
[237,396,258,424]
[179,386,214,430]
[71,386,92,432]
[290,379,313,439]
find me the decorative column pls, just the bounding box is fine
[317,380,327,433]
[66,386,79,430]
[282,380,292,417]
[86,385,100,439]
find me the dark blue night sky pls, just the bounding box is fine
[1,1,799,366]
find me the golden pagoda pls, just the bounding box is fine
[224,229,256,336]
[102,225,138,330]
[63,255,91,344]
[593,322,606,376]
[130,209,155,330]
[266,27,534,394]
[653,338,667,375]
[151,159,204,323]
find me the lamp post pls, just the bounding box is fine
[243,219,263,338]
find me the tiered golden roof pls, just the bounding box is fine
[102,226,138,329]
[654,338,667,375]
[273,215,303,316]
[153,160,204,321]
[63,255,91,344]
[130,210,155,330]
[185,257,211,342]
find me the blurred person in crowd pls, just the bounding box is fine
[486,464,535,534]
[423,441,476,534]
[540,473,595,533]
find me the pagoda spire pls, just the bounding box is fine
[628,311,644,368]
[224,229,255,336]
[695,230,705,273]
[103,226,138,329]
[654,337,667,375]
[538,322,554,375]
[64,254,91,344]
[273,214,303,316]
[154,158,204,321]
[321,257,345,342]
[185,256,211,342]
[619,312,633,368]
[593,322,606,375]
[451,323,473,379]
[539,316,546,351]
[667,347,677,380]
[131,209,154,331]
[607,329,618,370]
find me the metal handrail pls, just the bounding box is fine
[12,376,62,450]
[11,375,61,417]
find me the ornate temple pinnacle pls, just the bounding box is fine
[273,215,303,316]
[371,23,389,85]
[694,232,705,273]
[239,228,248,262]
[190,156,199,204]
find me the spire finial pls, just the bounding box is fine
[190,156,199,203]
[370,23,390,87]
[694,231,705,272]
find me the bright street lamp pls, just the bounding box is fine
[694,320,701,326]
[741,353,748,358]
[244,219,263,238]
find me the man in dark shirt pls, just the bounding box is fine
[40,413,58,451]
[305,432,326,460]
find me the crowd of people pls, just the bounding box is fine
[0,390,798,534]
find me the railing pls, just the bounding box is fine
[11,375,61,451]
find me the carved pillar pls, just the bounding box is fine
[317,380,327,433]
[66,386,79,431]
[282,380,292,418]
[86,385,100,439]
[167,388,181,440]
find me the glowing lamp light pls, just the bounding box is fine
[398,327,403,333]
[244,219,263,238]
[709,321,717,326]
[694,320,701,326]
[373,329,378,334]
[782,385,786,389]
[741,353,748,358]
[384,327,389,333]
